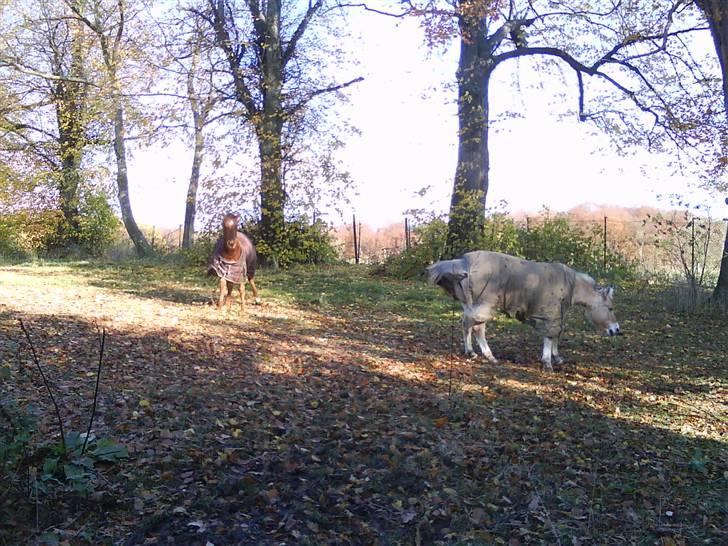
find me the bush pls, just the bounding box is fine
[179,232,217,267]
[0,209,63,259]
[74,191,120,256]
[243,217,340,268]
[380,212,637,281]
[377,217,448,278]
[181,217,339,269]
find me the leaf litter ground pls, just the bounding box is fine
[0,262,725,545]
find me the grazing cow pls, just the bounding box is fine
[208,214,260,311]
[426,250,620,371]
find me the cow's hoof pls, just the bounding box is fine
[464,351,477,359]
[553,356,564,365]
[486,355,498,364]
[541,361,554,372]
[254,298,262,305]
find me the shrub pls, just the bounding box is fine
[379,211,637,281]
[0,209,63,259]
[74,190,120,256]
[377,217,448,278]
[244,217,340,268]
[179,232,217,266]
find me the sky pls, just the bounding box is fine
[126,9,728,230]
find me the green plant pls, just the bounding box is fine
[0,209,63,259]
[378,217,448,278]
[1,322,129,539]
[245,217,340,268]
[75,190,120,256]
[379,210,636,281]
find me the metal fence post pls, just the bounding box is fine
[603,216,607,272]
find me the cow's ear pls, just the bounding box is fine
[601,285,615,299]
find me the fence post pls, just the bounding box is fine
[179,225,182,248]
[151,226,155,248]
[352,214,359,264]
[358,221,362,262]
[690,216,695,284]
[603,216,607,272]
[405,217,410,251]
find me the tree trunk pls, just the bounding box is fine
[58,146,82,238]
[697,0,728,302]
[446,23,492,258]
[257,0,286,266]
[53,17,87,247]
[257,116,285,266]
[112,101,153,257]
[182,110,204,249]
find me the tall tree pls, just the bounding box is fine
[64,0,154,257]
[694,0,728,302]
[193,0,361,264]
[363,1,723,257]
[0,1,96,242]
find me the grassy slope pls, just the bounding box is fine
[0,261,726,545]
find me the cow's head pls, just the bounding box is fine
[582,284,621,336]
[426,260,468,302]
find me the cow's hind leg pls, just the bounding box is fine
[472,322,497,363]
[551,336,564,365]
[541,337,554,372]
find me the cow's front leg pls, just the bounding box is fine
[541,337,554,372]
[472,322,497,363]
[551,336,564,365]
[462,316,476,357]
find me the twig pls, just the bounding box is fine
[448,307,455,402]
[18,319,66,453]
[82,329,106,456]
[527,466,562,546]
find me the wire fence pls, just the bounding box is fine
[339,213,728,283]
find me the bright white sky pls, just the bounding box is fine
[126,10,728,230]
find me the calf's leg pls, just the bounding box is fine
[239,281,245,311]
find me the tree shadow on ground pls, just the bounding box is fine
[2,290,726,546]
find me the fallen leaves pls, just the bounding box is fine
[0,264,726,545]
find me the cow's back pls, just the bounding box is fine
[462,251,575,336]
